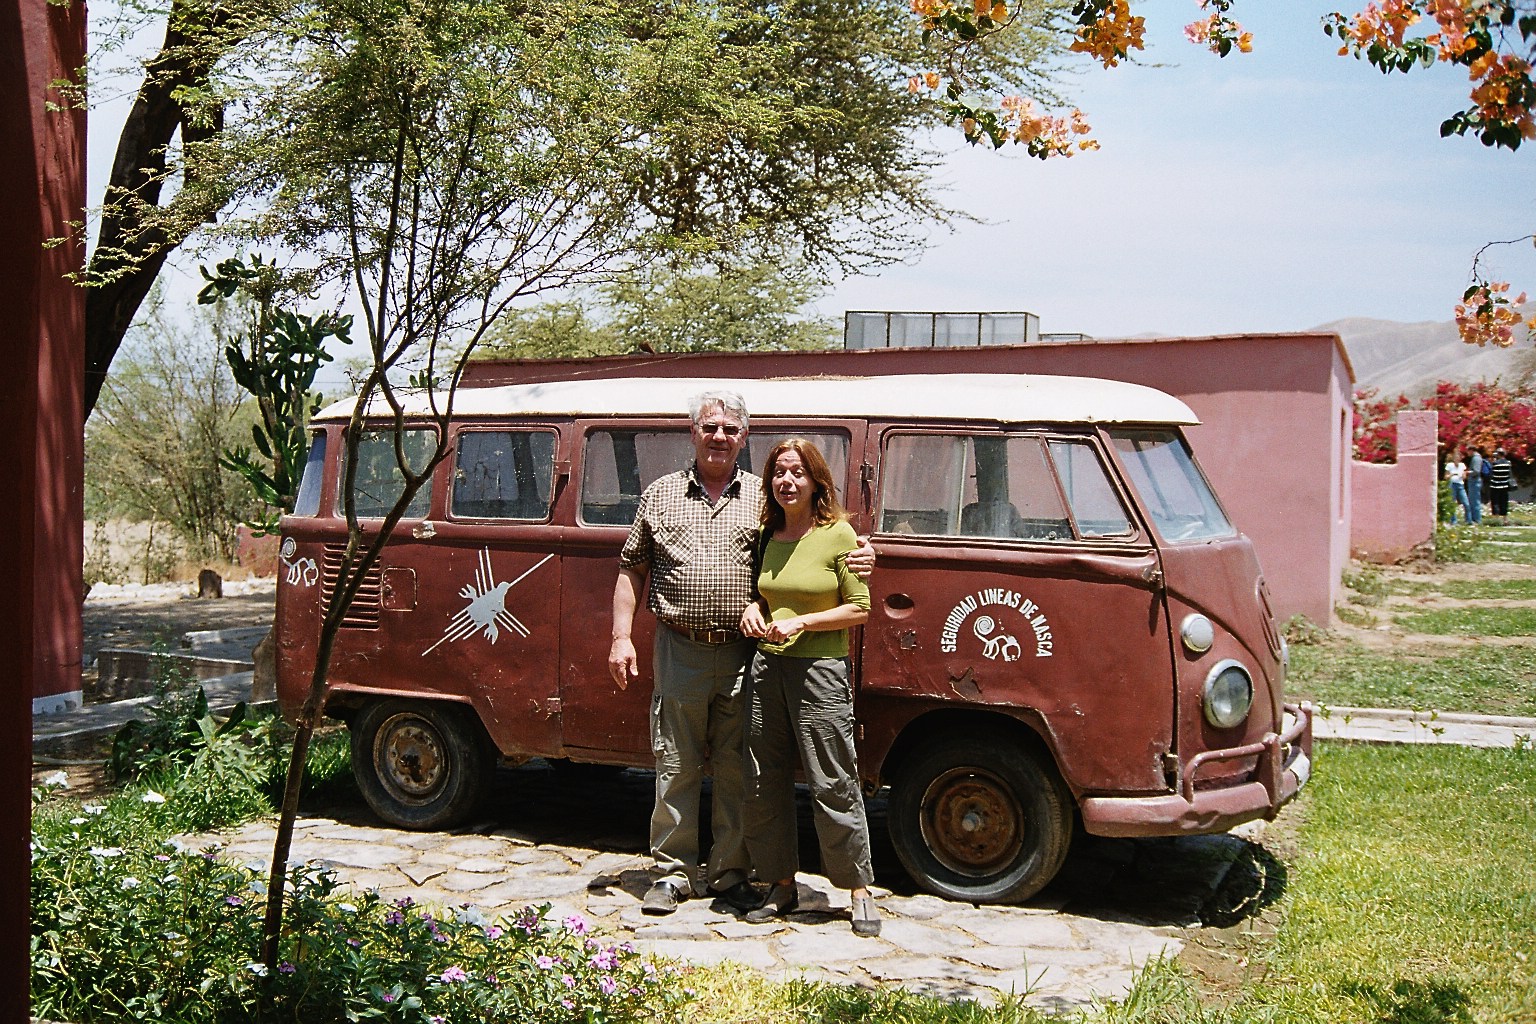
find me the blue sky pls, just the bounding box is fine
[819,0,1536,337]
[90,1,1534,342]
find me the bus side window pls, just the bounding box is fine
[1046,440,1134,538]
[878,433,1074,541]
[450,429,557,521]
[579,429,694,526]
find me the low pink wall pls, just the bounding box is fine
[1350,410,1438,562]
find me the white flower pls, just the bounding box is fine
[43,771,69,789]
[162,874,179,884]
[141,791,166,804]
[88,846,124,858]
[120,877,141,890]
[69,817,87,825]
[246,962,268,977]
[83,804,106,815]
[248,879,267,895]
[163,932,183,941]
[338,903,358,914]
[454,906,487,927]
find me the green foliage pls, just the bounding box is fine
[1332,603,1376,628]
[1287,640,1536,717]
[1281,615,1330,646]
[1386,576,1536,600]
[1393,606,1536,637]
[1339,564,1388,606]
[200,254,352,534]
[479,261,839,359]
[1434,522,1489,563]
[85,292,264,562]
[31,774,689,1023]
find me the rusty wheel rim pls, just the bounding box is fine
[918,766,1026,877]
[376,715,447,802]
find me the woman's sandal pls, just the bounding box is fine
[850,892,881,937]
[744,882,799,923]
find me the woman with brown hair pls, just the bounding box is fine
[737,437,879,936]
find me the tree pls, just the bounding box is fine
[478,261,839,359]
[197,254,353,532]
[70,0,1072,419]
[214,0,1069,973]
[1425,379,1536,459]
[912,0,1536,342]
[85,290,264,563]
[1353,387,1412,463]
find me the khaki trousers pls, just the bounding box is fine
[743,651,874,890]
[649,627,752,891]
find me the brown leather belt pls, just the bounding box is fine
[663,621,743,645]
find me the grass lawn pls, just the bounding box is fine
[1385,578,1536,601]
[1392,606,1536,637]
[1228,742,1536,1024]
[1287,641,1536,717]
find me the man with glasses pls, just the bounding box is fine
[609,389,873,915]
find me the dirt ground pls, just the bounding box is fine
[81,586,276,669]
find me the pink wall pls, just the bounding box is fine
[466,333,1354,623]
[1350,410,1438,562]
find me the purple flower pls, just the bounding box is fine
[485,925,504,940]
[225,895,244,907]
[440,965,468,984]
[536,956,556,970]
[347,939,361,949]
[562,914,590,936]
[394,896,415,909]
[278,962,296,975]
[433,933,449,943]
[561,1000,575,1010]
[599,975,617,996]
[384,910,404,926]
[561,974,576,988]
[382,992,396,1003]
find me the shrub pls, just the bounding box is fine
[30,776,690,1024]
[1434,523,1488,563]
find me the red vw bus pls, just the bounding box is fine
[275,373,1311,903]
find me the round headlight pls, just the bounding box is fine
[1180,613,1215,654]
[1203,660,1253,729]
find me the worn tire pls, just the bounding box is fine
[889,731,1073,904]
[351,700,490,830]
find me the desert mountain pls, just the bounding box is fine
[1317,305,1536,399]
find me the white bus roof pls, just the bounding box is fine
[315,373,1198,426]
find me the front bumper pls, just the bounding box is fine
[1079,702,1313,838]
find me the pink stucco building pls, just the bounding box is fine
[466,332,1357,624]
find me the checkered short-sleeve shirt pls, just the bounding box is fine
[619,465,765,630]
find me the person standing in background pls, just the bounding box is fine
[1488,448,1514,526]
[1446,453,1471,525]
[1467,446,1486,525]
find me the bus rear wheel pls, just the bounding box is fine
[889,732,1072,904]
[351,700,489,830]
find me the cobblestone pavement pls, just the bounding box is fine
[185,762,1264,1012]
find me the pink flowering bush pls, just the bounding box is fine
[31,777,691,1024]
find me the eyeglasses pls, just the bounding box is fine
[698,422,741,437]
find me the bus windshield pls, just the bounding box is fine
[1109,429,1234,543]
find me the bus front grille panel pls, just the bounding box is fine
[321,546,383,629]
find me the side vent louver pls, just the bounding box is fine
[321,545,383,629]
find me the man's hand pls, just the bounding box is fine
[608,637,639,690]
[846,536,877,580]
[740,601,769,638]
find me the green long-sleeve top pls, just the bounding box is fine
[756,520,870,658]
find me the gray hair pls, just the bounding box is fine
[688,389,749,429]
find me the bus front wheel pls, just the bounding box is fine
[351,700,489,830]
[889,733,1072,904]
